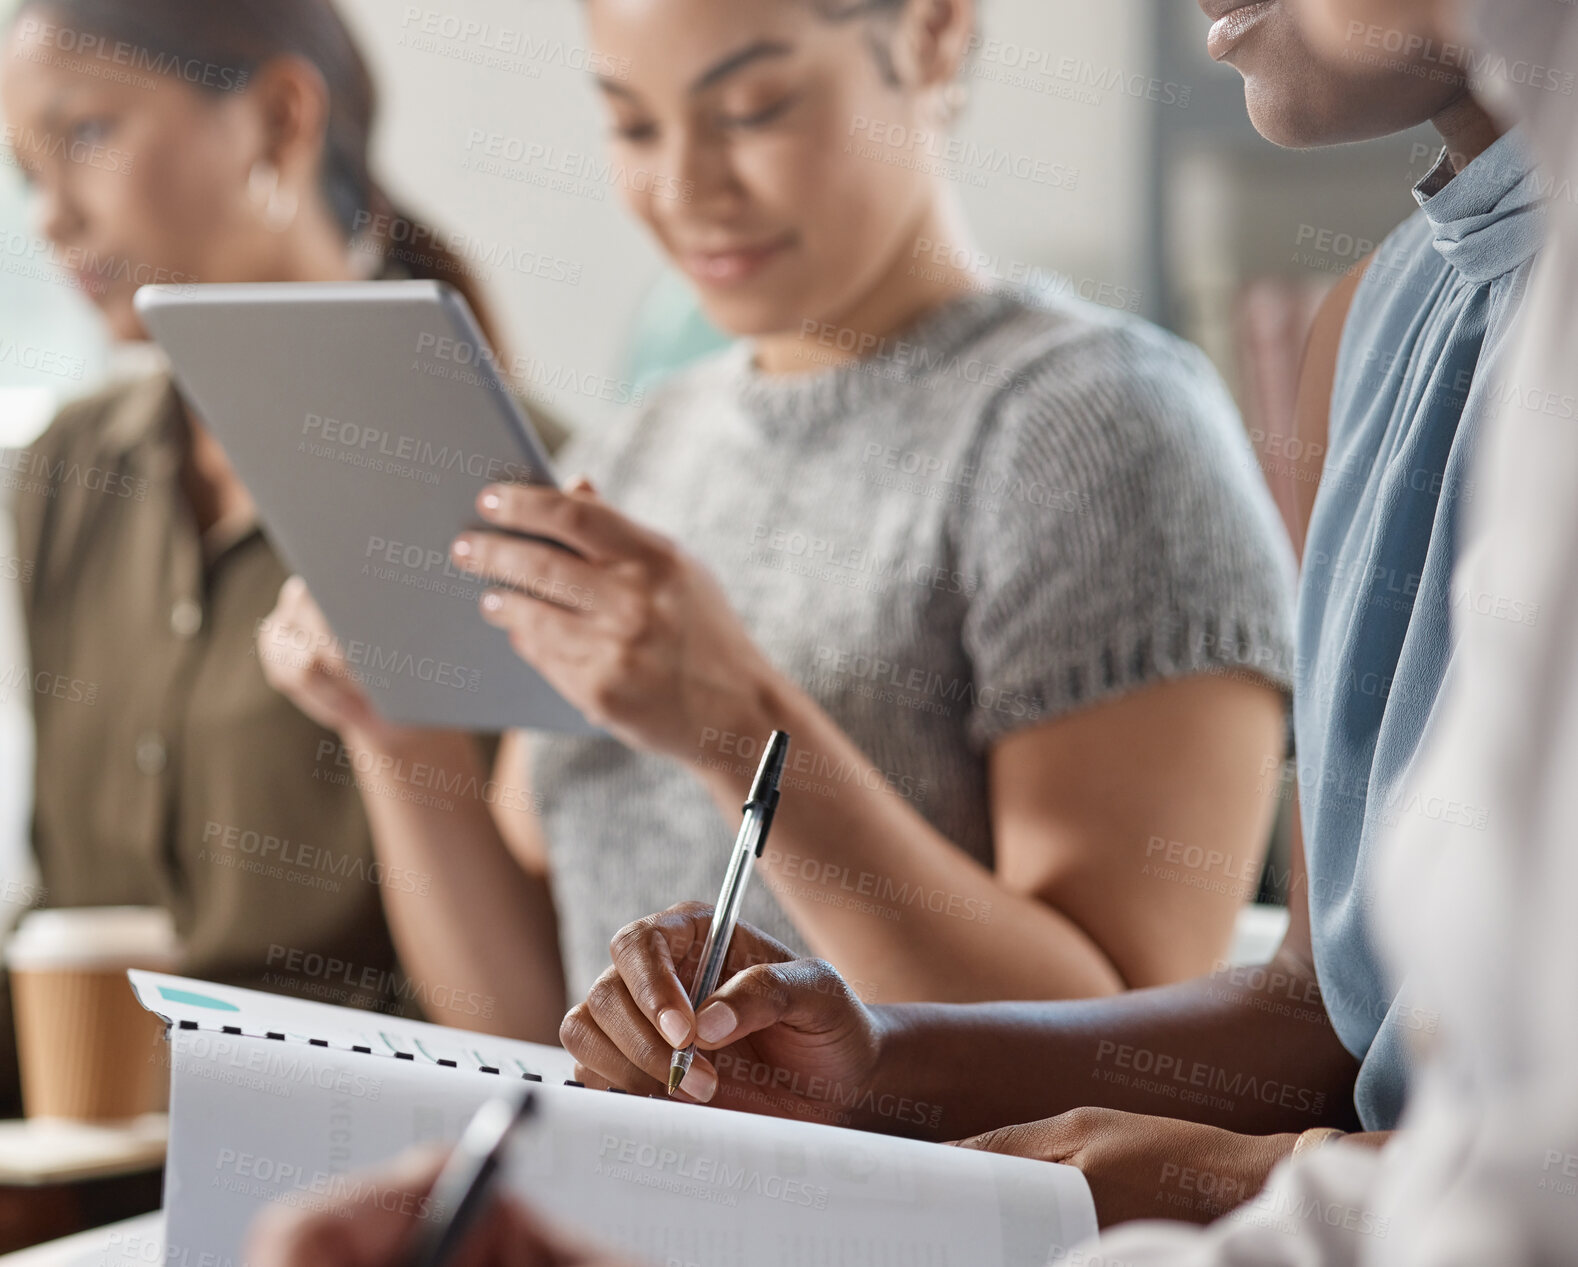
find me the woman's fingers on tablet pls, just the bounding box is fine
[258,582,320,683]
[451,532,602,613]
[309,673,377,730]
[257,577,390,737]
[478,589,594,672]
[476,483,666,566]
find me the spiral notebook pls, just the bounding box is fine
[130,971,1097,1267]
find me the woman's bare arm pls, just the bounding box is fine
[258,580,565,1041]
[689,672,1285,1003]
[344,727,566,1041]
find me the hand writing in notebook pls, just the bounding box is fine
[561,902,889,1125]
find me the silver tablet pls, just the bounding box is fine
[135,280,594,734]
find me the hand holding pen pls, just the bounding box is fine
[246,1092,639,1267]
[668,731,791,1095]
[559,727,886,1114]
[561,900,884,1113]
[403,1091,537,1267]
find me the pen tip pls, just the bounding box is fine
[668,1066,685,1096]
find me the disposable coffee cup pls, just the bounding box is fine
[6,907,180,1121]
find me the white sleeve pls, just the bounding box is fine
[1071,5,1578,1264]
[1360,6,1578,1265]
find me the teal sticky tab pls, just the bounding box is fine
[157,986,241,1012]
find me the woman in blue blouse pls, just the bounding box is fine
[552,0,1543,1231]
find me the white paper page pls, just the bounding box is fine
[504,1078,1097,1267]
[160,1031,1094,1267]
[162,1029,523,1266]
[129,970,576,1080]
[0,1212,164,1267]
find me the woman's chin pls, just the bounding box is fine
[694,291,808,342]
[1244,82,1338,150]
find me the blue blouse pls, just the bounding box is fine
[1297,131,1545,1130]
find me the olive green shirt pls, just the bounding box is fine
[0,372,415,1111]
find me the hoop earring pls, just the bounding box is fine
[248,161,300,233]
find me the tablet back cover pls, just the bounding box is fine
[137,280,595,734]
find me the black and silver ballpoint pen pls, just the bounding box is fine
[667,730,790,1096]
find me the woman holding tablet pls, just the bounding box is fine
[0,0,541,1108]
[263,0,1297,1037]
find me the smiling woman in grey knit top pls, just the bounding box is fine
[528,285,1296,1001]
[263,0,1297,1040]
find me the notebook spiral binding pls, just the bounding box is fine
[169,1017,590,1088]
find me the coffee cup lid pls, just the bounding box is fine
[5,907,181,970]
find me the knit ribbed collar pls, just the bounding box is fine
[729,287,1022,431]
[1413,128,1546,285]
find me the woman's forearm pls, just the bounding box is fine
[863,953,1362,1142]
[686,679,1126,1003]
[342,727,565,1041]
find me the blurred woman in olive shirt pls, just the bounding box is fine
[0,0,541,1111]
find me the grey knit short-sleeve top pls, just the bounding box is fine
[533,287,1296,998]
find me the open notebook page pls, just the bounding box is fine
[133,972,1096,1266]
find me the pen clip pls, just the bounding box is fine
[750,794,780,859]
[741,730,789,858]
